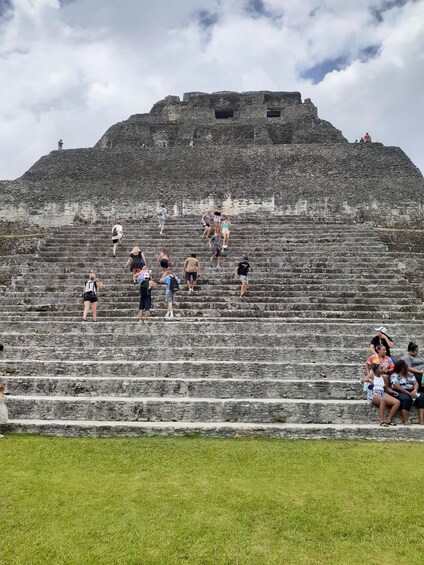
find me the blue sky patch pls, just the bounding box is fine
[371,0,410,22]
[359,44,381,62]
[245,0,281,21]
[198,10,219,30]
[301,56,350,84]
[0,0,12,18]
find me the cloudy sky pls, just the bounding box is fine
[0,0,423,180]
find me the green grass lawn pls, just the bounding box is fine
[1,436,424,565]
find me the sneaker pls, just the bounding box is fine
[82,318,87,322]
[210,256,213,264]
[164,312,170,319]
[169,312,175,319]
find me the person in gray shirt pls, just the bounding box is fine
[402,342,424,389]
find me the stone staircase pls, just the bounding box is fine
[1,216,424,440]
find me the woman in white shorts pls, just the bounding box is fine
[221,218,230,249]
[362,363,400,426]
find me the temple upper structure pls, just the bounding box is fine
[96,91,347,149]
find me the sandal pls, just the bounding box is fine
[380,422,390,427]
[386,422,397,427]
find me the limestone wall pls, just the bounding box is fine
[1,143,422,227]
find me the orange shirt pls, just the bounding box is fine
[366,354,394,373]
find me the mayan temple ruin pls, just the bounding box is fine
[1,90,424,439]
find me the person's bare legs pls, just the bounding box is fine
[386,397,400,423]
[241,281,248,296]
[401,408,411,425]
[82,301,90,320]
[216,254,221,268]
[112,243,117,257]
[373,397,386,424]
[418,408,424,424]
[92,302,97,322]
[372,396,399,424]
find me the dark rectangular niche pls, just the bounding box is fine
[267,110,281,118]
[215,110,234,119]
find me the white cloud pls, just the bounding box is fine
[0,0,422,180]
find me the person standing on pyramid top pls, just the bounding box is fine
[111,221,124,257]
[58,139,63,150]
[364,132,372,142]
[157,204,169,235]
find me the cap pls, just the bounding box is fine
[375,326,388,334]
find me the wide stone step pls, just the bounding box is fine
[8,281,415,292]
[3,289,414,300]
[6,395,377,424]
[4,420,423,440]
[37,246,390,256]
[3,296,418,309]
[1,319,420,335]
[0,360,362,379]
[0,332,410,349]
[3,345,368,363]
[7,376,361,400]
[2,308,422,320]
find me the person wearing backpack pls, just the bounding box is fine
[137,272,157,322]
[82,273,105,322]
[160,271,180,319]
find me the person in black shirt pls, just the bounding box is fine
[370,326,395,359]
[235,256,253,298]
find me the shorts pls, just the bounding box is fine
[112,237,119,244]
[203,222,211,229]
[240,275,249,284]
[221,228,229,236]
[214,216,222,223]
[139,297,152,311]
[159,218,166,224]
[213,248,221,257]
[185,272,198,282]
[160,259,169,269]
[83,292,97,303]
[367,387,387,403]
[166,291,175,304]
[130,261,144,271]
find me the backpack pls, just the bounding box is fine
[139,279,150,298]
[169,275,179,292]
[112,227,118,236]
